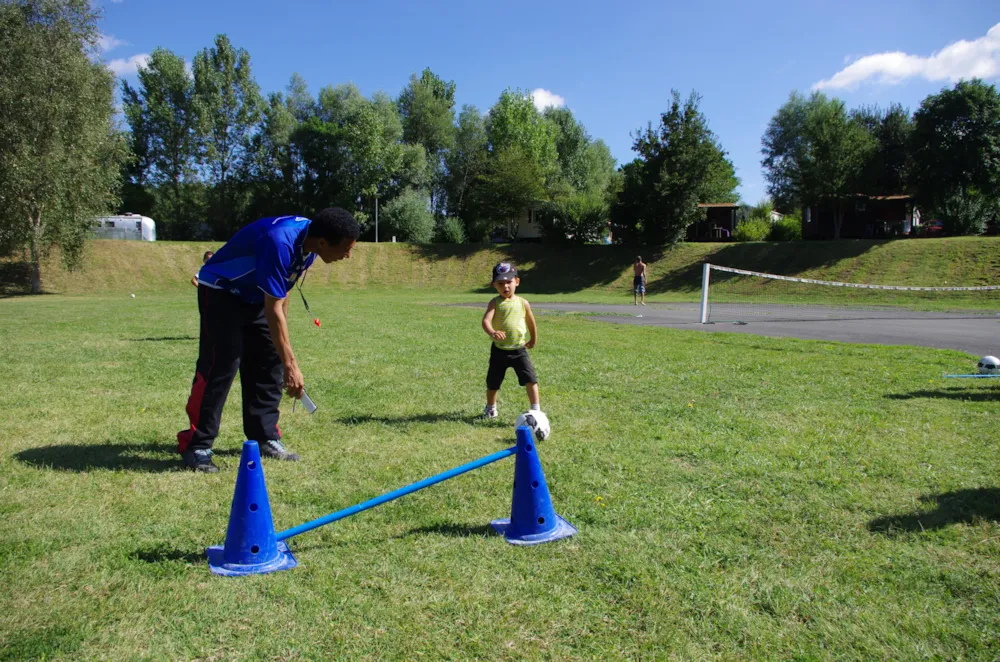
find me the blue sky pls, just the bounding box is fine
[97,0,1000,202]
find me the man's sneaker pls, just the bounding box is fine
[181,449,219,473]
[260,439,300,462]
[480,406,499,419]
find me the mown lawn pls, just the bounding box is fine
[0,289,998,660]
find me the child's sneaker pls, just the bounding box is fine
[480,406,498,419]
[260,439,300,461]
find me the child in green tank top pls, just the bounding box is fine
[480,262,541,419]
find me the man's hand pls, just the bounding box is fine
[492,330,506,341]
[525,338,535,349]
[284,363,305,399]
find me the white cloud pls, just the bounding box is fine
[814,22,1000,90]
[530,88,565,111]
[98,33,127,52]
[107,53,149,76]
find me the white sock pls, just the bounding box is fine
[485,404,497,412]
[530,403,540,411]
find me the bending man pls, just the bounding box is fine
[177,208,359,473]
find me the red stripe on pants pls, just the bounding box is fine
[177,372,208,453]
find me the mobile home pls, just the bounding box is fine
[93,214,157,242]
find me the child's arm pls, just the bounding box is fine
[482,299,505,340]
[524,300,537,349]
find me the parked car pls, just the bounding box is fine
[915,220,944,238]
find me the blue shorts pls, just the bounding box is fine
[633,276,645,294]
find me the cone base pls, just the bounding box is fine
[490,515,577,546]
[206,541,298,577]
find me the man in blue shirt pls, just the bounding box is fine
[178,207,359,473]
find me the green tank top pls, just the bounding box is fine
[492,295,528,349]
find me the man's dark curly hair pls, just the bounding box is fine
[308,207,360,244]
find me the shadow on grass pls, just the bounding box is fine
[885,388,1000,402]
[0,291,56,300]
[128,336,198,342]
[335,411,505,428]
[131,545,205,565]
[401,522,496,538]
[14,442,240,473]
[868,488,1000,534]
[413,243,650,295]
[0,260,32,297]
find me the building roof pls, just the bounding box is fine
[697,203,739,208]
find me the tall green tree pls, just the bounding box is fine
[398,68,456,153]
[346,99,404,235]
[288,82,356,217]
[397,68,456,210]
[486,89,557,178]
[469,147,546,240]
[193,34,263,238]
[284,72,314,121]
[851,103,912,197]
[0,0,127,292]
[245,90,300,218]
[122,47,200,238]
[611,90,738,246]
[544,106,589,190]
[455,89,559,240]
[538,109,617,243]
[910,79,1000,235]
[120,77,155,217]
[442,105,488,235]
[580,140,617,195]
[762,91,874,238]
[291,84,412,235]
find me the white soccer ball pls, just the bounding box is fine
[977,355,1000,375]
[130,293,135,298]
[515,410,550,441]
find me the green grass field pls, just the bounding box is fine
[1,286,998,660]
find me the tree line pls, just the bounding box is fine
[5,0,998,296]
[119,40,614,244]
[0,0,742,294]
[762,80,1000,238]
[119,37,740,249]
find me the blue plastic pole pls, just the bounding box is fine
[276,446,517,541]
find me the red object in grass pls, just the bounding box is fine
[313,318,321,327]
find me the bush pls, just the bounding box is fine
[380,189,435,244]
[435,216,466,243]
[538,193,610,244]
[769,214,802,241]
[733,217,772,242]
[936,190,993,236]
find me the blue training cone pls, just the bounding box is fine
[207,441,297,576]
[491,426,577,545]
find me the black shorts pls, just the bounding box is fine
[486,345,537,390]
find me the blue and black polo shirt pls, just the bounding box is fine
[197,216,317,304]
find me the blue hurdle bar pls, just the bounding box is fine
[276,446,518,541]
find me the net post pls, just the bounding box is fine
[699,263,711,324]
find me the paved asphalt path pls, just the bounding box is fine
[522,302,1000,355]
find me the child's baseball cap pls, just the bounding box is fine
[492,262,517,282]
